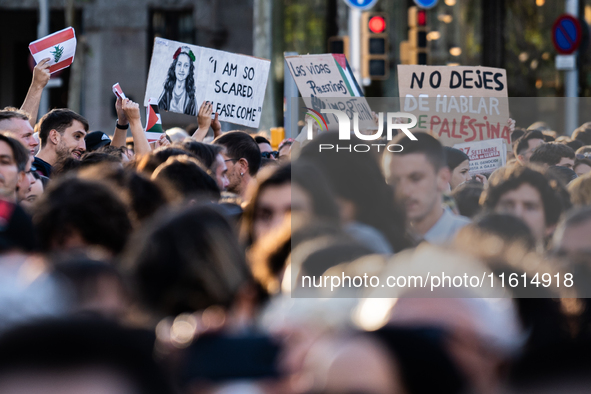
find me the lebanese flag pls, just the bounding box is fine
[29,27,76,74]
[145,98,164,142]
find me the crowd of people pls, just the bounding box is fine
[0,56,591,394]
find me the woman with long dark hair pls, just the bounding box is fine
[158,46,197,116]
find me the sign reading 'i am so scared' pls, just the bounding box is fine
[397,65,510,146]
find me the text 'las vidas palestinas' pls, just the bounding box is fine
[398,65,511,146]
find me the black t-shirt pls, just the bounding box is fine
[0,200,36,252]
[32,157,52,178]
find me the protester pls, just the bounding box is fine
[514,130,545,165]
[20,171,44,212]
[451,179,484,218]
[574,146,591,176]
[151,155,221,203]
[383,132,470,244]
[241,164,291,245]
[278,138,293,161]
[177,139,229,190]
[0,132,31,203]
[529,142,575,169]
[445,147,471,190]
[567,172,591,206]
[34,108,89,177]
[33,177,132,256]
[84,130,111,152]
[255,136,278,160]
[300,132,412,253]
[214,131,261,199]
[572,122,591,146]
[481,165,564,245]
[0,109,38,156]
[0,318,175,394]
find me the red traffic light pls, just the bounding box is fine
[368,16,386,33]
[417,10,427,26]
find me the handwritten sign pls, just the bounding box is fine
[145,38,270,128]
[398,65,510,146]
[285,54,376,132]
[453,138,507,175]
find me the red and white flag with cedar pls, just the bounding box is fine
[29,27,76,74]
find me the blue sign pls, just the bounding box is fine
[552,14,582,55]
[413,0,438,9]
[343,0,379,10]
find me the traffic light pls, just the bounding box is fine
[400,6,429,65]
[327,36,349,60]
[361,12,389,80]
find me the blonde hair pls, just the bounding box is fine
[568,172,591,206]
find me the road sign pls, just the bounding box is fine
[413,0,438,9]
[552,14,582,55]
[343,0,379,10]
[556,54,576,70]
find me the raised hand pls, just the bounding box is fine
[197,101,213,130]
[155,133,171,148]
[212,111,222,137]
[121,99,141,123]
[32,58,51,90]
[115,97,128,125]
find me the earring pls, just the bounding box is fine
[240,172,244,176]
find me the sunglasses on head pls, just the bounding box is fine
[261,151,279,159]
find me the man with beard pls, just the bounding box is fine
[383,132,470,244]
[34,109,88,177]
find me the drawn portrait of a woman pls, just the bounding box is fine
[158,46,197,116]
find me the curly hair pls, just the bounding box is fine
[480,165,565,227]
[159,52,196,113]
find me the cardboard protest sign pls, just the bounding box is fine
[29,27,76,74]
[453,138,507,175]
[285,54,376,133]
[145,98,164,142]
[145,38,270,128]
[397,65,510,146]
[112,83,127,99]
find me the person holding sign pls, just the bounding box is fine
[445,147,488,190]
[158,46,197,116]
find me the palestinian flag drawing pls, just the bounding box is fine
[29,27,76,74]
[145,98,164,142]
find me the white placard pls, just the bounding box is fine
[453,138,507,175]
[145,38,270,128]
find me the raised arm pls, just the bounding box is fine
[111,97,129,148]
[21,58,51,126]
[192,101,214,141]
[121,99,151,156]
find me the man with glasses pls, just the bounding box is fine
[214,131,261,199]
[254,136,278,160]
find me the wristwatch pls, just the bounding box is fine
[116,120,129,130]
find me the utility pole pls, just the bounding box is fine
[253,0,276,132]
[565,0,579,135]
[37,0,49,120]
[349,7,362,84]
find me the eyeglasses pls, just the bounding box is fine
[576,153,591,160]
[261,151,279,159]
